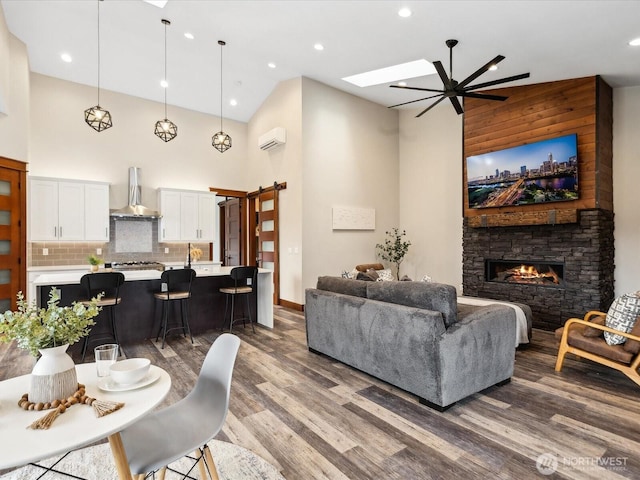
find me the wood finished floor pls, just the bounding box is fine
[1,306,639,479]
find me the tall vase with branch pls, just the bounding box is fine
[376,228,411,280]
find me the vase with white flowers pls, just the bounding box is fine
[0,289,102,403]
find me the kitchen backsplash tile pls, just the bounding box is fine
[30,218,210,266]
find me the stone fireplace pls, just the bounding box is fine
[461,77,614,331]
[462,209,614,330]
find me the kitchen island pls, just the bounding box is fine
[32,266,273,347]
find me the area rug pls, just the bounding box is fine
[0,440,285,480]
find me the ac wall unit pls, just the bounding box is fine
[258,127,286,150]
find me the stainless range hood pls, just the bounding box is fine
[110,167,161,218]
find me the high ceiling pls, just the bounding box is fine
[3,0,640,123]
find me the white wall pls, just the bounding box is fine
[0,5,29,162]
[29,74,248,210]
[301,77,399,291]
[613,85,640,296]
[247,78,303,304]
[399,105,463,288]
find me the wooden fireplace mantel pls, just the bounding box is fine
[466,209,578,228]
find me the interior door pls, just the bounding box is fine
[250,188,280,304]
[0,158,27,312]
[222,198,241,266]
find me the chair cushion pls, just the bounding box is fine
[604,292,640,345]
[582,315,606,337]
[555,325,634,364]
[219,286,253,294]
[355,263,385,272]
[623,317,640,354]
[154,291,190,300]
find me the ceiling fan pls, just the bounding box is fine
[388,39,530,117]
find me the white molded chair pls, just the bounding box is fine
[120,333,241,479]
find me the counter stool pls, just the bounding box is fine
[154,268,196,349]
[220,266,258,333]
[80,272,125,361]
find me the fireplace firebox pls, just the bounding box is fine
[486,260,564,288]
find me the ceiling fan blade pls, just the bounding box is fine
[456,55,505,89]
[416,96,446,117]
[432,60,452,88]
[459,91,508,101]
[463,72,531,91]
[449,96,464,114]
[388,93,444,109]
[389,85,445,94]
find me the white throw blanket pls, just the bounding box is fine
[457,296,529,347]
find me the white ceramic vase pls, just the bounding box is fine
[30,344,78,403]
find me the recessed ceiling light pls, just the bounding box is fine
[230,99,238,106]
[398,81,407,86]
[314,43,324,51]
[160,79,168,88]
[398,7,412,18]
[267,62,276,69]
[184,32,194,40]
[630,37,640,46]
[342,59,436,87]
[489,64,498,71]
[60,53,72,63]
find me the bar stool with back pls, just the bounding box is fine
[79,272,125,361]
[154,268,196,348]
[220,266,258,333]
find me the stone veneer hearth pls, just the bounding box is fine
[462,209,614,331]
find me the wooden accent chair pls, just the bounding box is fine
[555,311,640,386]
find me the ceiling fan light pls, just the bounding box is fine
[212,131,232,152]
[155,118,177,142]
[85,105,113,132]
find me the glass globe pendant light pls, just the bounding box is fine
[84,0,112,132]
[212,40,232,152]
[154,19,177,142]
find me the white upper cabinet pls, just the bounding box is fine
[158,188,217,243]
[29,178,110,242]
[158,189,181,242]
[84,183,110,241]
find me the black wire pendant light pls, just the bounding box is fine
[84,0,112,132]
[154,19,177,142]
[212,40,232,152]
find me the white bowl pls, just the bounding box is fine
[109,358,151,385]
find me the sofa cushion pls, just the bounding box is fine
[604,292,640,345]
[623,317,640,354]
[316,276,368,298]
[366,281,458,327]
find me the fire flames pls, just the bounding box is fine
[498,264,561,285]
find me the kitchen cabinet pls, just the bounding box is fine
[29,177,110,242]
[158,188,217,242]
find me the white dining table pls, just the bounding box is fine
[0,362,171,479]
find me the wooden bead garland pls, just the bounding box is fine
[18,383,124,430]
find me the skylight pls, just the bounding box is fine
[143,0,168,8]
[342,59,436,87]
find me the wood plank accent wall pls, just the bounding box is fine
[463,76,613,227]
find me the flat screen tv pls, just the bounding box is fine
[466,133,579,209]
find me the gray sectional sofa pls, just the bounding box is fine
[305,276,517,410]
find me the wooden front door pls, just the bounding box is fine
[0,157,27,312]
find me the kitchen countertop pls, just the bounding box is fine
[33,265,269,287]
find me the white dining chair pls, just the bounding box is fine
[120,333,241,479]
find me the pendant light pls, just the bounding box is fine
[154,19,177,142]
[212,40,232,152]
[84,0,112,132]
